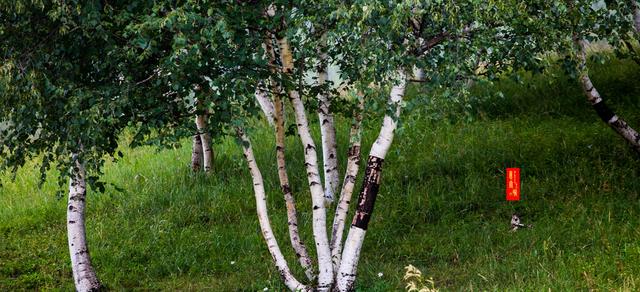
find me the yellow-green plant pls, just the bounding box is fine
[404,265,438,292]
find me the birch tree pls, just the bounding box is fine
[6,1,639,290]
[264,36,316,280]
[223,1,534,290]
[634,1,640,31]
[576,38,640,152]
[0,6,110,291]
[574,0,640,152]
[317,35,340,204]
[67,152,101,290]
[191,134,204,171]
[329,1,537,289]
[1,2,202,290]
[0,2,125,290]
[523,0,640,153]
[195,109,214,173]
[237,127,309,291]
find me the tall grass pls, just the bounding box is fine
[1,56,639,290]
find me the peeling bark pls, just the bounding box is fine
[336,72,406,291]
[274,91,316,281]
[330,98,364,274]
[278,37,333,290]
[317,37,340,204]
[195,112,214,173]
[350,156,384,230]
[577,39,640,153]
[68,153,101,292]
[237,128,309,292]
[191,134,203,172]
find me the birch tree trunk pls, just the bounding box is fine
[330,98,364,274]
[237,128,309,292]
[633,1,640,33]
[273,90,316,281]
[336,73,407,291]
[577,39,640,153]
[625,2,640,66]
[278,36,333,290]
[317,40,340,204]
[256,81,276,126]
[195,113,214,173]
[67,153,101,291]
[191,134,203,172]
[413,68,425,81]
[260,31,315,282]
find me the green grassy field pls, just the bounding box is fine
[2,57,640,291]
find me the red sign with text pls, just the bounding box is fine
[506,168,520,201]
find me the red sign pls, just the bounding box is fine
[506,168,520,201]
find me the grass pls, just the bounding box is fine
[1,56,640,291]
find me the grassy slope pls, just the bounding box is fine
[1,58,640,291]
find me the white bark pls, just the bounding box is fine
[336,227,366,291]
[369,76,406,159]
[336,72,406,291]
[577,39,640,152]
[256,82,276,126]
[413,67,425,81]
[274,92,316,281]
[264,33,315,280]
[255,33,276,126]
[191,134,203,172]
[633,2,640,33]
[278,37,333,290]
[330,98,363,274]
[238,128,309,292]
[195,113,213,173]
[317,40,340,204]
[68,153,101,292]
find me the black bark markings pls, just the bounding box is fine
[281,184,291,195]
[304,143,315,153]
[592,100,615,122]
[591,99,640,152]
[69,194,85,202]
[348,145,361,158]
[585,84,594,93]
[352,156,384,230]
[75,248,89,255]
